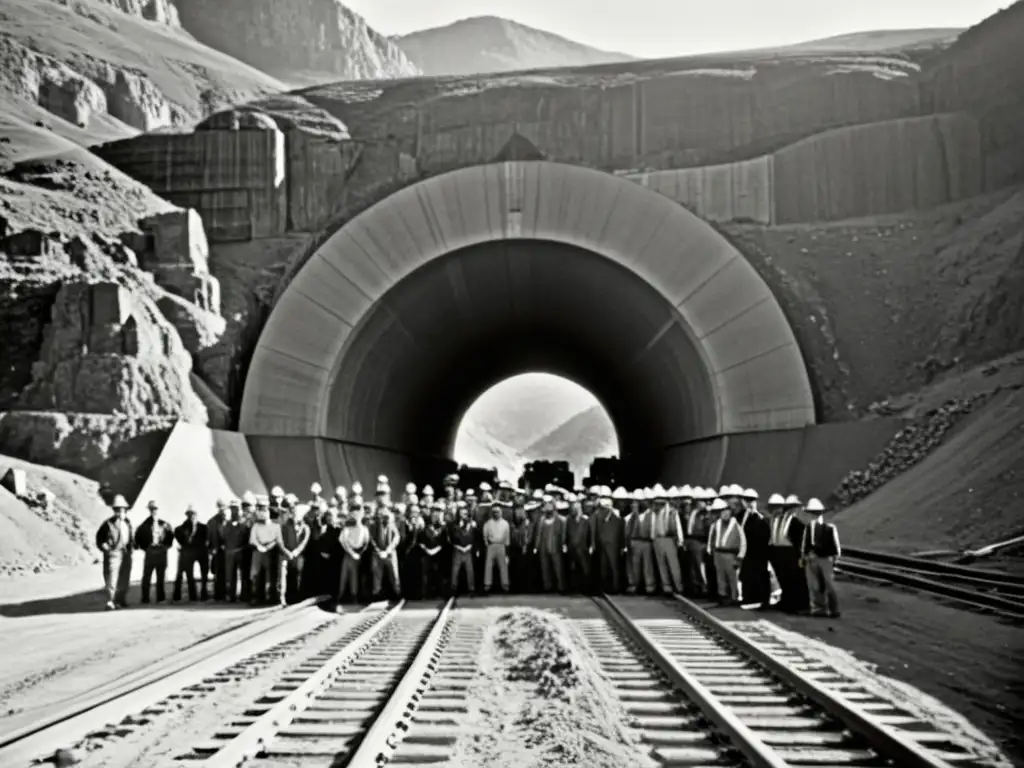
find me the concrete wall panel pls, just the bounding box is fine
[788,418,903,500]
[632,156,773,224]
[658,439,728,488]
[773,114,984,224]
[718,430,807,493]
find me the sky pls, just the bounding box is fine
[345,0,1009,59]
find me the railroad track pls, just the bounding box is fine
[839,551,1024,620]
[0,595,1003,767]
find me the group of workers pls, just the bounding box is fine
[94,473,842,618]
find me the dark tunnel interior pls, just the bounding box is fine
[324,239,721,478]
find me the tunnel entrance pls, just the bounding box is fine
[453,372,619,483]
[240,161,815,492]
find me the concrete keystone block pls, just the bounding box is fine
[91,282,132,326]
[1,467,28,497]
[139,209,209,272]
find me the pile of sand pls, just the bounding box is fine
[448,609,655,768]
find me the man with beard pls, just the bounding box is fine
[337,497,370,608]
[279,504,311,603]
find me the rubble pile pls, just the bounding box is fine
[832,395,992,507]
[448,609,653,768]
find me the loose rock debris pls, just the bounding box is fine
[447,608,657,768]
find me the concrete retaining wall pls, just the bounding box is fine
[94,130,287,241]
[632,155,773,224]
[772,113,984,224]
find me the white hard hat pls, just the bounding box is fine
[271,486,284,497]
[785,494,801,506]
[294,503,311,518]
[667,487,679,499]
[555,500,569,510]
[377,474,388,484]
[613,487,627,499]
[310,482,322,494]
[719,484,732,497]
[730,484,745,496]
[533,490,544,499]
[632,489,644,501]
[705,487,718,498]
[351,481,363,494]
[422,485,433,495]
[479,482,492,491]
[806,498,825,512]
[589,485,600,494]
[335,486,347,498]
[598,497,613,507]
[406,482,416,493]
[242,491,256,505]
[285,493,298,504]
[710,498,729,511]
[542,494,554,503]
[652,483,666,498]
[112,494,129,509]
[768,493,785,505]
[680,484,694,498]
[744,488,759,500]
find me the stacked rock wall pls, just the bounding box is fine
[93,129,287,241]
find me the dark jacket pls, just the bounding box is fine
[174,520,209,551]
[96,516,134,554]
[135,517,174,550]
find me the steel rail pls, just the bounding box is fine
[839,561,1024,619]
[669,593,958,768]
[597,594,791,768]
[200,599,407,768]
[844,547,1024,582]
[342,597,456,766]
[842,561,1024,596]
[0,597,333,763]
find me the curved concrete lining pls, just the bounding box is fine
[241,161,815,484]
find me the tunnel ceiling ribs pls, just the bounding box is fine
[240,161,814,482]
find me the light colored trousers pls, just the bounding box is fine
[484,543,509,590]
[713,551,740,601]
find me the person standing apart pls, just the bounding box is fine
[801,498,842,618]
[95,495,134,610]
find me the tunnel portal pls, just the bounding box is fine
[240,161,815,490]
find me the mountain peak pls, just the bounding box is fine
[396,14,636,76]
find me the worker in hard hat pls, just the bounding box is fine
[310,482,324,508]
[238,492,257,601]
[800,498,841,618]
[448,503,477,596]
[625,490,657,595]
[591,488,624,593]
[249,499,282,605]
[369,505,402,601]
[279,503,311,604]
[706,498,746,606]
[269,486,286,522]
[767,494,806,613]
[679,486,706,597]
[337,496,370,607]
[173,505,209,603]
[737,488,771,609]
[221,499,247,602]
[531,496,567,593]
[206,499,228,601]
[95,494,135,610]
[651,485,684,595]
[134,500,174,604]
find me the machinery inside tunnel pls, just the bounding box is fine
[240,161,816,492]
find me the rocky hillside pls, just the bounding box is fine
[173,0,420,87]
[771,28,962,54]
[395,15,635,76]
[521,405,618,474]
[0,0,284,147]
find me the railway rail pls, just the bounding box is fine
[839,549,1024,620]
[0,595,1002,767]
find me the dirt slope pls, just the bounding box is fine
[0,454,111,576]
[395,15,635,76]
[836,379,1024,556]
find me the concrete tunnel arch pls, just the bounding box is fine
[239,160,816,491]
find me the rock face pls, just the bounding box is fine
[173,0,420,84]
[54,0,181,26]
[395,15,636,76]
